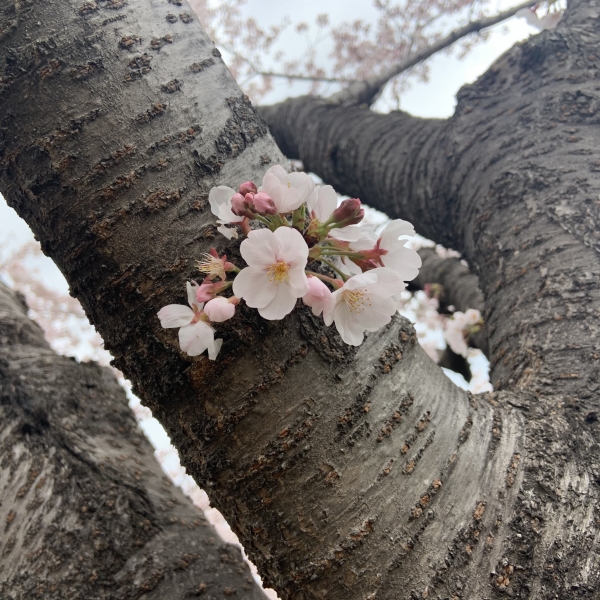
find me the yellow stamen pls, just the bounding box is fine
[343,289,371,313]
[197,253,224,277]
[267,260,290,284]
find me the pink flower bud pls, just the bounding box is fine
[230,193,247,217]
[302,276,332,317]
[252,191,277,215]
[204,296,236,322]
[331,198,364,226]
[196,280,230,303]
[238,181,258,195]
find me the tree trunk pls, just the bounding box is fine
[0,281,267,599]
[1,0,600,599]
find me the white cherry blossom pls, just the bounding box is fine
[157,282,222,359]
[261,165,315,213]
[323,268,405,346]
[377,220,421,280]
[233,227,309,320]
[351,219,421,281]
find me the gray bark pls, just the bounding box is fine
[1,0,599,599]
[0,282,267,599]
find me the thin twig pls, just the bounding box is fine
[254,71,357,84]
[328,0,538,107]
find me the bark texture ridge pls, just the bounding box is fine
[0,282,267,599]
[2,0,600,598]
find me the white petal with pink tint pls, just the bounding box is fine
[179,321,220,358]
[324,267,402,346]
[204,297,236,322]
[157,304,194,328]
[302,276,333,317]
[261,165,315,213]
[233,227,309,320]
[307,185,337,222]
[216,225,239,240]
[209,186,244,224]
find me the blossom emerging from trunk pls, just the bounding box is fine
[233,227,309,319]
[323,268,404,346]
[261,165,315,213]
[157,282,222,359]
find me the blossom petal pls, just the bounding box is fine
[157,304,194,328]
[217,224,239,240]
[232,267,276,308]
[261,172,281,198]
[209,186,236,217]
[354,294,397,331]
[263,164,288,184]
[274,226,309,265]
[258,283,298,320]
[333,256,363,276]
[334,303,365,346]
[329,225,364,242]
[380,219,415,246]
[344,270,378,291]
[323,290,341,326]
[277,187,302,213]
[303,277,333,317]
[349,229,378,251]
[381,247,421,281]
[240,228,279,268]
[287,261,310,296]
[208,338,223,360]
[217,201,244,224]
[178,321,213,356]
[310,185,337,222]
[186,281,204,311]
[367,267,405,297]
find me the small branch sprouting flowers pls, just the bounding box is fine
[158,165,423,359]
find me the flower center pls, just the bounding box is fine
[198,253,224,278]
[191,310,208,324]
[343,289,371,313]
[267,260,290,284]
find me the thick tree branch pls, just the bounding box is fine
[328,0,538,107]
[260,99,456,248]
[0,282,266,599]
[3,0,600,597]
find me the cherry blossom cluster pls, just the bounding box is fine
[444,309,483,358]
[158,165,422,359]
